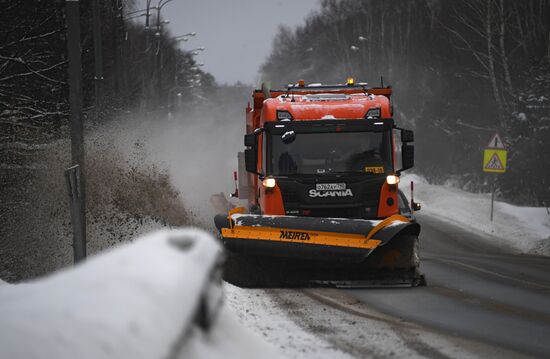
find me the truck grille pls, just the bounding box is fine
[308,206,363,219]
[281,189,299,203]
[278,177,383,219]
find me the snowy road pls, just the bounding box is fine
[345,214,550,358]
[231,213,550,358]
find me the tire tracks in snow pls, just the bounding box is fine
[300,289,450,359]
[290,288,529,359]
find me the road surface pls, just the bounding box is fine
[346,213,550,357]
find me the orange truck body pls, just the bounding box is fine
[214,81,421,285]
[245,85,398,219]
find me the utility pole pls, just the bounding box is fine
[112,0,123,95]
[145,0,152,49]
[65,0,86,263]
[92,0,103,108]
[145,0,152,101]
[156,5,162,106]
[153,0,174,108]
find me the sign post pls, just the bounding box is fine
[483,133,507,221]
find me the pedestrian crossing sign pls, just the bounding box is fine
[483,149,507,173]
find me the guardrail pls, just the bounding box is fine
[0,229,224,359]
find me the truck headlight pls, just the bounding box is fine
[386,175,400,185]
[262,177,276,188]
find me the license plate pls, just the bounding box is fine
[316,183,346,191]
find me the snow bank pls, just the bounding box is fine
[403,174,550,256]
[0,229,224,359]
[178,299,283,359]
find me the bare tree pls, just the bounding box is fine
[0,2,67,157]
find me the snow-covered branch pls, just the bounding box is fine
[0,59,67,84]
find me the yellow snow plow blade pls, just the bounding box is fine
[222,225,382,250]
[214,210,424,287]
[219,207,412,252]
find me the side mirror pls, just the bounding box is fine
[244,134,256,147]
[244,130,263,174]
[401,129,414,143]
[396,127,414,174]
[281,130,296,144]
[244,149,257,173]
[401,144,414,171]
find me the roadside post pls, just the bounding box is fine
[65,165,86,262]
[65,0,87,262]
[482,133,507,221]
[92,0,104,114]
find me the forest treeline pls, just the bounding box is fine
[0,0,213,165]
[0,0,215,254]
[0,0,219,280]
[0,2,214,180]
[261,0,550,205]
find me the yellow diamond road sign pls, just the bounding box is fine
[483,149,507,173]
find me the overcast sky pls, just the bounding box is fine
[136,0,320,85]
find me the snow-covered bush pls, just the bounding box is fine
[0,126,194,282]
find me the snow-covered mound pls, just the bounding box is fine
[403,174,550,256]
[0,229,278,359]
[179,300,282,359]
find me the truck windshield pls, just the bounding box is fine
[268,131,392,176]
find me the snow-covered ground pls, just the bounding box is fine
[402,174,550,256]
[0,229,281,359]
[224,286,517,358]
[2,176,548,359]
[177,303,282,359]
[225,284,353,359]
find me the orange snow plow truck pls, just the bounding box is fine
[214,79,424,287]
